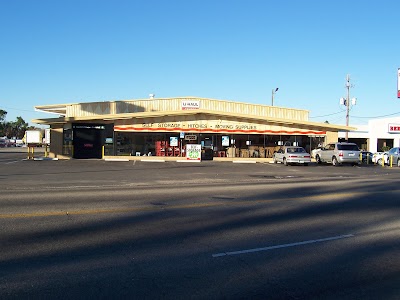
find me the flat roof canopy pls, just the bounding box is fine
[32,108,354,132]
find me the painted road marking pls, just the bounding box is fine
[0,202,226,219]
[212,234,354,257]
[105,158,129,161]
[141,159,166,162]
[5,161,19,164]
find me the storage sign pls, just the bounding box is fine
[186,144,201,160]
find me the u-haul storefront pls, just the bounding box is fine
[32,97,352,161]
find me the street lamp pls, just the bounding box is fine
[271,88,279,106]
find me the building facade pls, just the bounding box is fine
[33,97,352,161]
[339,117,400,152]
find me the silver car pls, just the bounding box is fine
[273,146,311,166]
[386,147,400,167]
[315,142,360,166]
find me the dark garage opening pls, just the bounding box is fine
[73,124,104,159]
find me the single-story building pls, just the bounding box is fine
[338,117,400,152]
[33,96,353,161]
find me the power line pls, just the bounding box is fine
[0,105,37,113]
[311,109,400,120]
[310,110,345,118]
[351,111,400,119]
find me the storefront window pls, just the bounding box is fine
[62,128,73,156]
[108,132,320,159]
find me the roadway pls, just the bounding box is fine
[0,149,399,299]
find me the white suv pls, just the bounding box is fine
[315,142,360,166]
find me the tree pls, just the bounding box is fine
[10,117,29,138]
[0,109,7,136]
[0,109,6,122]
[0,110,31,138]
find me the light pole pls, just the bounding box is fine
[271,88,279,106]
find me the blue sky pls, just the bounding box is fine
[1,0,399,127]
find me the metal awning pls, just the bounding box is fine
[35,104,69,116]
[31,108,355,132]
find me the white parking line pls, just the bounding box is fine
[141,159,166,162]
[105,158,129,162]
[212,234,354,257]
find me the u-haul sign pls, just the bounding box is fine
[181,100,200,110]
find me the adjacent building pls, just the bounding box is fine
[339,117,400,152]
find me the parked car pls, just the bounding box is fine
[315,142,360,166]
[0,137,10,147]
[386,147,400,166]
[360,151,373,164]
[372,151,388,165]
[273,146,311,166]
[311,146,322,158]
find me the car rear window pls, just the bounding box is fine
[337,144,359,151]
[287,147,306,153]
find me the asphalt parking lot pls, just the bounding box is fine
[0,147,398,190]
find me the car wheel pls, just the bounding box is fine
[397,159,400,167]
[332,156,339,166]
[315,155,321,164]
[273,156,277,164]
[377,158,382,165]
[283,158,288,166]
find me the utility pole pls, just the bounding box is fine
[340,74,356,142]
[345,74,350,142]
